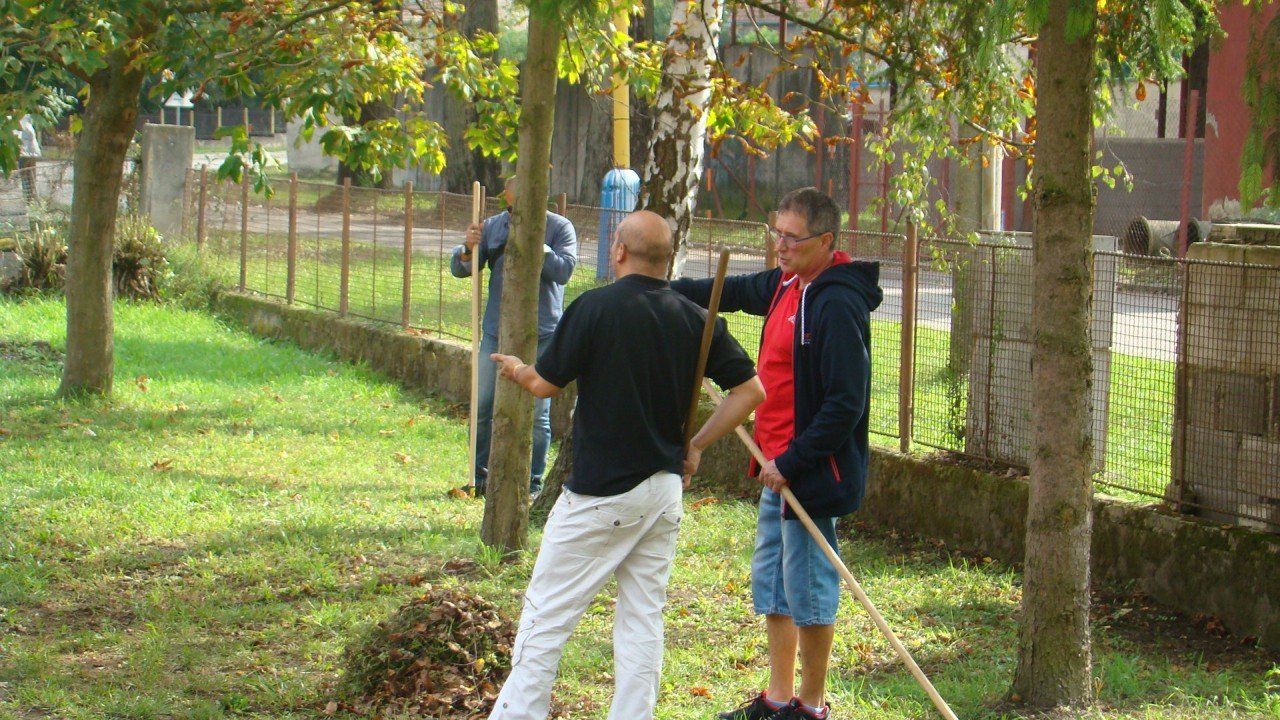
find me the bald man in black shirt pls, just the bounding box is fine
[488,210,764,720]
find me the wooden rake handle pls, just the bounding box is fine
[700,380,960,720]
[683,248,732,452]
[468,181,485,490]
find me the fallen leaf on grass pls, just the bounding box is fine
[323,700,337,716]
[0,428,9,436]
[151,458,173,471]
[135,375,149,392]
[447,487,471,500]
[379,429,395,436]
[78,417,93,424]
[83,428,97,437]
[689,687,711,698]
[690,496,719,510]
[393,452,411,464]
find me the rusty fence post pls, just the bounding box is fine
[286,172,298,304]
[557,192,567,216]
[239,173,249,292]
[196,165,208,252]
[899,222,919,453]
[402,181,414,329]
[340,178,352,317]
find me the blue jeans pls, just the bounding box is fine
[750,487,841,626]
[475,332,552,492]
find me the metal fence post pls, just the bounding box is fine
[196,165,208,252]
[180,168,193,239]
[402,181,414,329]
[340,178,351,317]
[239,174,249,292]
[557,192,567,216]
[1172,260,1191,510]
[899,222,919,453]
[765,211,777,269]
[286,172,298,304]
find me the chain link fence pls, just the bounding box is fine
[181,172,1279,531]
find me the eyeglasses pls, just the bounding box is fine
[768,227,828,246]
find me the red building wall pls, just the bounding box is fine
[1203,3,1279,216]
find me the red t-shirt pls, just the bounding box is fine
[754,276,801,461]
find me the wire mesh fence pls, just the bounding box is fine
[182,173,1280,531]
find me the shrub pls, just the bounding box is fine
[2,224,67,294]
[111,214,171,301]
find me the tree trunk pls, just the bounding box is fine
[481,8,561,553]
[529,439,572,528]
[1013,1,1097,709]
[336,0,396,189]
[60,54,145,398]
[628,1,655,182]
[639,0,723,279]
[442,0,501,194]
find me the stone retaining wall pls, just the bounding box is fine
[215,290,1280,649]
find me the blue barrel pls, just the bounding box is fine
[596,168,640,279]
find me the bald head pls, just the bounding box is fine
[615,211,673,276]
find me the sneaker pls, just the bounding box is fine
[773,698,830,720]
[716,691,788,720]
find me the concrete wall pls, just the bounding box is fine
[1175,241,1280,529]
[140,123,195,239]
[214,290,1280,650]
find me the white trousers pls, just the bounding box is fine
[488,472,684,720]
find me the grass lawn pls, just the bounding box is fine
[2,298,1275,720]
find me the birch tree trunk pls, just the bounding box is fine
[1013,0,1098,708]
[481,7,560,553]
[638,0,723,279]
[60,54,145,398]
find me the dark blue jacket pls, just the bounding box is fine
[672,258,882,519]
[450,210,577,337]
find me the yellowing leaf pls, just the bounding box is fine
[151,458,174,471]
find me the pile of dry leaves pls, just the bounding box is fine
[337,581,516,718]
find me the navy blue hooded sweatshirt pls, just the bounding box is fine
[672,258,883,519]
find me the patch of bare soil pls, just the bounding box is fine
[0,340,63,366]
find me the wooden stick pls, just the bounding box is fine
[469,182,485,493]
[701,380,960,720]
[683,248,732,453]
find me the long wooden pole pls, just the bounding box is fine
[683,248,731,453]
[701,381,959,720]
[468,182,485,495]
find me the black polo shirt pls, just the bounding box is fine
[536,274,757,496]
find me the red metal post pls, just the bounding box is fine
[899,221,919,453]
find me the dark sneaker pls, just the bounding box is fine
[773,698,830,720]
[716,692,788,720]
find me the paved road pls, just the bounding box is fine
[217,206,1179,361]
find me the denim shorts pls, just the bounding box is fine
[750,487,841,626]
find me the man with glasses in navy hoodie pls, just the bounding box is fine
[672,187,883,720]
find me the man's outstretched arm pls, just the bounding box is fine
[684,376,765,478]
[491,353,562,399]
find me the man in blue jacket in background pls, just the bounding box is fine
[672,187,882,720]
[451,175,577,497]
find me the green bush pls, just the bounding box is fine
[2,224,67,294]
[112,214,171,301]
